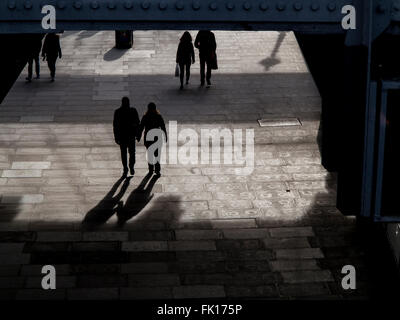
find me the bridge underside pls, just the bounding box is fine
[0,30,399,300]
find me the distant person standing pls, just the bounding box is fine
[26,35,42,82]
[41,33,62,82]
[176,31,195,90]
[194,30,217,88]
[138,103,168,176]
[113,97,140,177]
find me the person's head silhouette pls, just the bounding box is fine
[181,31,192,42]
[146,102,159,114]
[121,96,130,108]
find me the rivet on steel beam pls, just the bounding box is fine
[8,1,16,10]
[159,1,168,10]
[124,1,133,9]
[259,2,269,11]
[293,2,303,11]
[91,1,99,9]
[24,1,33,9]
[209,2,217,11]
[276,2,286,11]
[310,3,320,11]
[226,2,235,11]
[176,1,184,10]
[327,2,336,12]
[57,1,66,9]
[192,1,200,10]
[243,2,251,10]
[141,1,150,10]
[74,1,83,9]
[107,2,116,9]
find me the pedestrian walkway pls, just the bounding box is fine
[0,31,369,300]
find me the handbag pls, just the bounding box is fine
[175,63,180,77]
[210,52,218,70]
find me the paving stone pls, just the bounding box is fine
[276,248,324,260]
[281,270,334,284]
[172,285,225,299]
[122,241,168,252]
[67,288,119,300]
[168,240,216,251]
[225,285,278,298]
[121,262,169,274]
[270,260,320,272]
[129,274,180,287]
[11,162,51,170]
[77,275,127,288]
[175,229,223,240]
[263,237,310,249]
[0,254,30,265]
[120,287,172,300]
[16,289,66,300]
[279,283,331,297]
[82,232,128,241]
[223,228,270,239]
[269,227,314,238]
[1,170,42,178]
[37,232,82,242]
[1,194,44,204]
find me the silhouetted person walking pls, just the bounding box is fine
[138,103,167,176]
[26,35,42,82]
[113,97,140,176]
[42,33,62,82]
[176,31,195,90]
[194,30,217,88]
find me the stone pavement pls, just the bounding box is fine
[0,31,370,299]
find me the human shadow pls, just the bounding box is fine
[116,173,160,225]
[82,176,131,229]
[103,47,129,62]
[259,32,286,71]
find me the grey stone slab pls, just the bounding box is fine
[276,248,324,260]
[11,162,51,170]
[1,194,44,204]
[172,285,225,299]
[1,170,42,178]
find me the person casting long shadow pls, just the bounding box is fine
[117,174,160,225]
[82,176,131,228]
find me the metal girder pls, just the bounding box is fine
[0,0,390,34]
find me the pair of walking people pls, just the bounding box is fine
[113,97,167,177]
[176,30,217,89]
[26,33,62,83]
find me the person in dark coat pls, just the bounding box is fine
[41,33,62,82]
[137,103,168,176]
[194,30,217,88]
[176,31,195,90]
[26,35,43,82]
[113,97,140,176]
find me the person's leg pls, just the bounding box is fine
[26,58,33,81]
[186,63,190,84]
[146,146,154,174]
[200,55,206,85]
[206,60,212,86]
[120,144,128,175]
[34,56,40,78]
[154,143,162,175]
[48,58,56,80]
[179,62,184,89]
[128,141,136,175]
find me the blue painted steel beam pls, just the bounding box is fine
[0,0,392,34]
